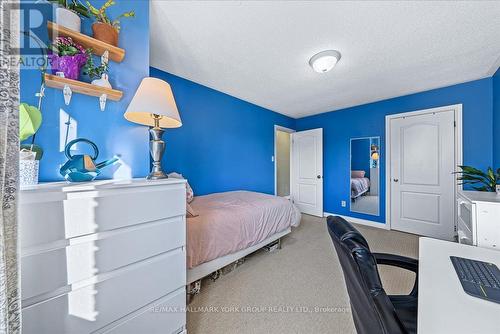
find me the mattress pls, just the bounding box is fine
[187,191,301,268]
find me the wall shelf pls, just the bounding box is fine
[44,74,123,101]
[48,21,125,63]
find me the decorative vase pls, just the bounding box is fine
[20,160,39,186]
[55,7,81,32]
[49,53,88,80]
[92,22,119,46]
[91,73,112,88]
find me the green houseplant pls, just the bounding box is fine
[20,103,43,160]
[19,103,43,186]
[86,0,135,46]
[455,165,500,192]
[49,0,90,32]
[83,48,110,87]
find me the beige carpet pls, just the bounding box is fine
[187,214,419,334]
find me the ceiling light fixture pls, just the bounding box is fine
[309,50,341,73]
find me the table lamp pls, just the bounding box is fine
[124,77,182,180]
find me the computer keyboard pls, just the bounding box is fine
[450,256,500,304]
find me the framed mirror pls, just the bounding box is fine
[350,137,380,216]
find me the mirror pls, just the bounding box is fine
[350,137,380,216]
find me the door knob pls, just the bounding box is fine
[317,175,322,179]
[393,178,399,182]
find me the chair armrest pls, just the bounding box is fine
[373,253,419,297]
[372,253,418,273]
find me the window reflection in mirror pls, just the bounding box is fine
[350,137,380,216]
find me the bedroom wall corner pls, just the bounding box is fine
[296,77,494,225]
[149,67,296,196]
[20,0,150,181]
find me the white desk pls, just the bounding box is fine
[418,237,500,333]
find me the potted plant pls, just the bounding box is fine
[455,165,500,193]
[19,103,43,186]
[83,49,111,88]
[49,37,89,80]
[86,0,135,46]
[48,0,90,32]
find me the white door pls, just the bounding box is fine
[390,110,455,240]
[291,128,323,217]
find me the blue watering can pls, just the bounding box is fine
[60,138,118,182]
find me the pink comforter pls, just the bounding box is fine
[187,191,301,268]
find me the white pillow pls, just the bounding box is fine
[168,172,194,203]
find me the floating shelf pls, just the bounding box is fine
[44,74,123,101]
[48,21,125,63]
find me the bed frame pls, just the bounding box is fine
[187,227,292,284]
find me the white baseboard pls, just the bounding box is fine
[324,212,390,230]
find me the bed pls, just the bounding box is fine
[351,177,370,199]
[186,190,301,284]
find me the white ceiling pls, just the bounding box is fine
[150,1,500,118]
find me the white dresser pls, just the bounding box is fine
[19,179,187,334]
[457,190,500,250]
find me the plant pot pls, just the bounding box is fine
[91,73,112,88]
[20,160,39,186]
[49,53,88,80]
[55,7,81,32]
[92,22,119,46]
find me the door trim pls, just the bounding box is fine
[385,104,463,231]
[274,125,295,196]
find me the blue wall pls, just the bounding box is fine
[150,67,295,196]
[20,1,150,181]
[351,138,370,178]
[494,68,500,167]
[296,78,494,224]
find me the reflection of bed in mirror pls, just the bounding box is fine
[350,137,380,216]
[351,171,370,199]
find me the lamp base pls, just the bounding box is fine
[147,126,168,180]
[147,171,168,180]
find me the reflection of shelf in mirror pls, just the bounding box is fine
[47,21,125,62]
[44,74,123,101]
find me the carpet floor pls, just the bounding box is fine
[187,214,419,334]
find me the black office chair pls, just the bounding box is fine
[326,216,418,334]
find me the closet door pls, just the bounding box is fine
[389,110,455,240]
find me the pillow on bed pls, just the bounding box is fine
[351,170,365,178]
[168,172,194,203]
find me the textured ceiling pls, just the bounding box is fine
[151,1,500,118]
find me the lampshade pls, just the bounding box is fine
[124,77,182,128]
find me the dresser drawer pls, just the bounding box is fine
[100,289,186,334]
[22,249,186,334]
[20,183,186,249]
[21,216,185,301]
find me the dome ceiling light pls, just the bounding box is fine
[309,50,341,73]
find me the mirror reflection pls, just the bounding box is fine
[350,137,380,216]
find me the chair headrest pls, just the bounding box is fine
[326,216,370,249]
